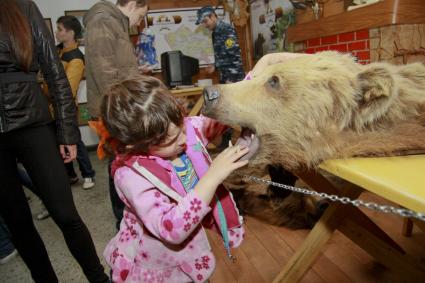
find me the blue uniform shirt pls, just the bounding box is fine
[212,20,245,83]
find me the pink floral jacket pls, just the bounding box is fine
[104,116,245,283]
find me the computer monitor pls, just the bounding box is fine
[161,51,199,88]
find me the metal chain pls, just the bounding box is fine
[241,174,425,222]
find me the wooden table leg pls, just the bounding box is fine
[189,96,204,116]
[412,218,425,233]
[299,170,404,253]
[273,169,416,282]
[272,201,348,283]
[402,218,414,236]
[273,170,362,283]
[340,218,425,280]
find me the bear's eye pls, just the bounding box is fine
[267,75,280,90]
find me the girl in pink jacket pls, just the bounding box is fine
[100,76,250,283]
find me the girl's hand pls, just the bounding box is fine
[194,144,249,204]
[207,144,249,185]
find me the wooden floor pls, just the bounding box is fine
[207,192,425,283]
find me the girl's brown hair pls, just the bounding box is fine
[101,76,184,156]
[0,0,33,72]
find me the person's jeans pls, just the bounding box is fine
[66,135,95,179]
[0,216,15,259]
[0,124,108,283]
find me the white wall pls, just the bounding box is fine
[33,0,112,29]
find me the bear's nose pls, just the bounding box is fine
[203,86,220,102]
[202,86,221,116]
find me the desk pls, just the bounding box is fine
[273,155,425,282]
[320,155,425,213]
[170,87,204,116]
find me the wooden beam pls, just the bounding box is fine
[273,171,363,283]
[272,202,349,283]
[287,0,425,43]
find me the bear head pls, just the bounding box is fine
[202,51,425,170]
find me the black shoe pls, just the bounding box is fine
[69,176,79,185]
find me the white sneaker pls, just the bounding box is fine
[0,249,18,265]
[82,178,95,190]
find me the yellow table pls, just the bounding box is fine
[170,87,204,116]
[320,155,425,213]
[273,155,425,282]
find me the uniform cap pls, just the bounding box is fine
[195,6,215,25]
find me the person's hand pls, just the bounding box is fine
[206,64,215,74]
[251,52,307,78]
[60,144,77,163]
[206,143,249,185]
[194,143,249,204]
[138,64,153,74]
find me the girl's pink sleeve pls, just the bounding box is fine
[189,115,228,145]
[115,167,211,245]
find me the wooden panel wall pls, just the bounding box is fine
[288,0,425,43]
[133,0,253,83]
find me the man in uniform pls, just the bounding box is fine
[196,6,245,84]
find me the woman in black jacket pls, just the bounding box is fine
[0,1,108,282]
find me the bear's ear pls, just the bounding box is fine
[355,65,397,125]
[357,65,395,104]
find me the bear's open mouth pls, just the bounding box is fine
[235,127,260,161]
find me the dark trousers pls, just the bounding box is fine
[0,215,14,258]
[65,130,95,179]
[108,157,124,230]
[0,125,107,283]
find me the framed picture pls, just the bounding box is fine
[143,7,227,70]
[44,18,54,37]
[64,10,88,45]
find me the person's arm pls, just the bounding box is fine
[219,25,243,68]
[85,18,122,95]
[194,144,249,204]
[117,142,248,244]
[189,116,228,145]
[28,1,77,160]
[64,58,84,100]
[116,167,212,245]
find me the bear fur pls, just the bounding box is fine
[203,51,425,170]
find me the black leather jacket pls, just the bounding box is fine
[0,0,78,145]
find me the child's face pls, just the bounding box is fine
[149,123,186,159]
[55,23,74,43]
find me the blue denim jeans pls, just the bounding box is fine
[0,216,15,258]
[65,137,95,179]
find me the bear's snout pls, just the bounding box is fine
[202,86,221,115]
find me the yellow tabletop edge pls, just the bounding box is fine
[319,155,425,213]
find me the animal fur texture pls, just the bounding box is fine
[203,51,425,228]
[203,51,425,170]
